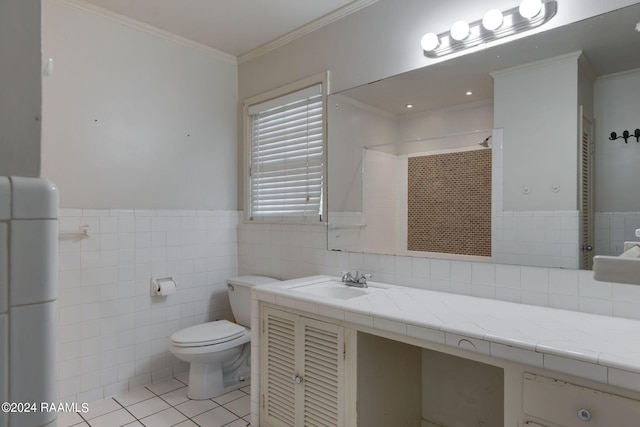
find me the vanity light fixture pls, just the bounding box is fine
[451,20,470,41]
[420,32,440,51]
[482,9,504,31]
[609,129,640,143]
[519,0,543,19]
[421,0,557,58]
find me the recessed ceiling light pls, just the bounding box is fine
[405,104,414,109]
[466,91,473,96]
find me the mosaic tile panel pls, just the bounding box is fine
[408,149,491,256]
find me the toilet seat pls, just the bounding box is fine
[171,320,246,348]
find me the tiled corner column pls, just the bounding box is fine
[0,177,59,427]
[491,129,580,269]
[0,178,8,427]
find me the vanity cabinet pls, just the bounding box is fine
[255,282,640,427]
[260,306,346,427]
[523,373,640,427]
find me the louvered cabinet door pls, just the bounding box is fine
[261,307,346,427]
[299,317,345,427]
[262,307,300,427]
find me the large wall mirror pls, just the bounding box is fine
[327,3,640,270]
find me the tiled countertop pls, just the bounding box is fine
[254,275,640,393]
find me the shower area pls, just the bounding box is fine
[360,130,493,258]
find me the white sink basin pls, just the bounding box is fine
[286,279,385,300]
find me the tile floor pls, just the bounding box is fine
[58,373,251,427]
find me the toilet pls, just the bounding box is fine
[169,275,280,399]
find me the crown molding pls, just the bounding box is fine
[54,0,238,65]
[596,66,640,81]
[332,93,398,120]
[238,0,379,64]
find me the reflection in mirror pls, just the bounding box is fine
[327,3,640,270]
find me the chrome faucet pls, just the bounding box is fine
[341,271,372,288]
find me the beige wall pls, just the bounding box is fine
[238,0,639,210]
[594,69,640,212]
[0,0,42,177]
[41,0,238,209]
[493,53,580,211]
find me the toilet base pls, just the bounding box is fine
[186,343,251,400]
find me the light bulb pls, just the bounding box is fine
[519,0,543,19]
[482,9,503,31]
[420,32,440,51]
[450,20,470,41]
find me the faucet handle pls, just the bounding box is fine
[357,273,372,284]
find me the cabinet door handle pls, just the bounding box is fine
[577,408,592,421]
[291,374,303,384]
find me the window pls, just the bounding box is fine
[245,75,326,222]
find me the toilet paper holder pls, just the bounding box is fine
[150,276,177,296]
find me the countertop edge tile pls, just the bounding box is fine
[255,275,640,389]
[406,324,446,344]
[543,354,608,384]
[490,342,544,367]
[608,367,640,393]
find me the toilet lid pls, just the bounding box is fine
[171,320,246,348]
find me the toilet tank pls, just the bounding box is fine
[227,275,280,327]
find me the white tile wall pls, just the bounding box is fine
[491,130,580,269]
[238,222,640,321]
[363,150,399,255]
[492,210,580,268]
[594,212,640,256]
[330,129,581,269]
[57,209,239,403]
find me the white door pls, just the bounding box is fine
[579,108,595,270]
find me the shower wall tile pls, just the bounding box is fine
[57,209,239,403]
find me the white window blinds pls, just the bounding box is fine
[248,84,324,221]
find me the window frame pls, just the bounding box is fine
[243,72,329,224]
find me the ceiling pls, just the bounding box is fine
[80,0,371,58]
[339,3,640,116]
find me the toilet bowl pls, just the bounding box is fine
[169,275,280,399]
